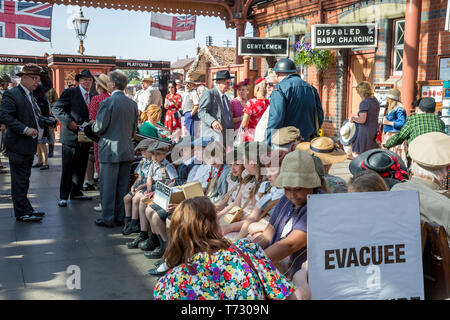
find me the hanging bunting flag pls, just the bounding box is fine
[150,12,196,41]
[0,0,53,42]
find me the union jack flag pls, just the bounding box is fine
[0,0,53,42]
[176,15,195,28]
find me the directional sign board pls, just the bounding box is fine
[312,24,378,49]
[238,37,289,57]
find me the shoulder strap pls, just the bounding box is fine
[230,243,269,300]
[259,199,280,220]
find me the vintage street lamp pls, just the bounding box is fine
[73,8,89,55]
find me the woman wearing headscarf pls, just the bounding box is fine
[229,79,249,131]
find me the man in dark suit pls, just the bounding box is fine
[52,69,94,207]
[90,70,139,227]
[198,70,235,148]
[0,64,46,222]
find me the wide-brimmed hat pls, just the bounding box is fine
[184,77,195,84]
[339,120,359,146]
[135,139,153,151]
[75,69,94,82]
[297,137,348,165]
[16,63,42,77]
[272,126,301,146]
[409,132,450,170]
[94,73,109,91]
[349,149,408,188]
[1,73,12,83]
[386,88,401,102]
[275,149,322,189]
[142,76,154,83]
[213,70,234,81]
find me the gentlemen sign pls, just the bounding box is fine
[238,37,289,57]
[312,24,378,49]
[307,191,424,300]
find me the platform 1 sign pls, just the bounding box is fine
[238,37,289,57]
[312,24,378,49]
[307,191,424,300]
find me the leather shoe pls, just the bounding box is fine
[139,238,159,251]
[126,235,147,249]
[70,195,92,201]
[144,246,165,259]
[95,219,114,228]
[147,267,168,277]
[31,211,45,217]
[58,200,68,207]
[122,223,140,235]
[16,215,43,223]
[154,259,164,268]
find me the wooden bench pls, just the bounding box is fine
[421,221,450,300]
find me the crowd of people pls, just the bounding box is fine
[0,59,449,300]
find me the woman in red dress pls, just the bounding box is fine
[88,74,110,175]
[164,81,182,132]
[240,78,269,142]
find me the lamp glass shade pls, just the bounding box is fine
[73,9,89,38]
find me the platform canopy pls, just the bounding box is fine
[30,0,241,28]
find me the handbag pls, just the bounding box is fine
[221,206,245,224]
[233,127,245,147]
[230,243,269,300]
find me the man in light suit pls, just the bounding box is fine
[53,69,94,207]
[91,70,139,228]
[198,70,235,148]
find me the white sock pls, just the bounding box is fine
[156,262,169,272]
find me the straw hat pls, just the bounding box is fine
[386,88,401,102]
[297,137,347,165]
[275,149,321,189]
[339,120,359,146]
[409,132,450,170]
[94,73,109,91]
[142,76,154,83]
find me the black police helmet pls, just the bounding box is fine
[272,58,298,73]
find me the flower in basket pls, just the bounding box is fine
[294,39,334,72]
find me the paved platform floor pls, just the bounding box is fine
[0,143,351,300]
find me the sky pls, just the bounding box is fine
[0,4,253,63]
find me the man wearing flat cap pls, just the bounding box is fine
[0,64,46,222]
[53,69,95,207]
[198,70,235,147]
[391,132,450,246]
[385,97,445,151]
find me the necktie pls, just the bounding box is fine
[30,95,42,128]
[221,94,232,125]
[84,92,89,105]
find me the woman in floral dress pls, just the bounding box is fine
[163,81,182,132]
[153,197,296,300]
[240,78,269,142]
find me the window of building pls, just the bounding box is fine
[393,19,405,76]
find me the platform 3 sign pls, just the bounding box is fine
[312,24,378,49]
[307,191,424,300]
[238,37,289,57]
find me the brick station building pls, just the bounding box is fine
[30,0,450,137]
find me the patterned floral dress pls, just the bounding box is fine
[164,93,182,132]
[243,98,270,142]
[88,91,110,174]
[153,238,295,300]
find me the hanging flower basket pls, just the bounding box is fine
[294,39,334,73]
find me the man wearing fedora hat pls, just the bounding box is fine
[198,70,235,146]
[391,132,450,246]
[0,63,46,222]
[134,75,162,114]
[53,69,95,207]
[266,58,324,145]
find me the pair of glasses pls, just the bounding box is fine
[267,83,275,87]
[168,86,174,88]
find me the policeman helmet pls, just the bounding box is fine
[272,58,298,74]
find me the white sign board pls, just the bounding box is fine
[307,191,424,300]
[153,181,172,211]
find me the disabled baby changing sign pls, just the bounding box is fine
[307,191,424,300]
